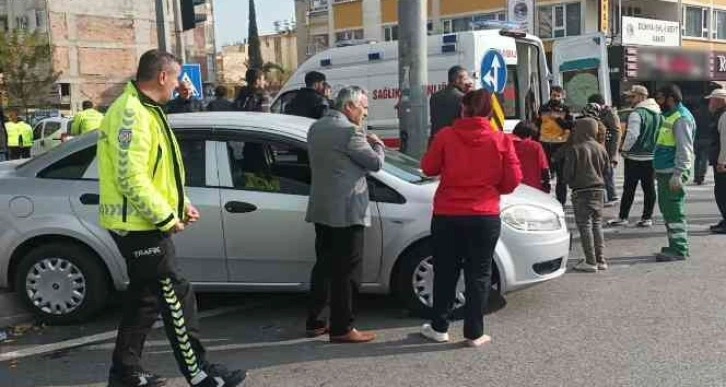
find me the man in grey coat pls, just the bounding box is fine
[305,86,384,343]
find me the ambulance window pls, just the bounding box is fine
[562,68,600,113]
[498,66,519,119]
[517,42,543,122]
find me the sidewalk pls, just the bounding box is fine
[0,290,31,328]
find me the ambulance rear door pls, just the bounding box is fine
[552,33,611,113]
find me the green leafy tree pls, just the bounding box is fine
[0,30,60,112]
[248,0,264,70]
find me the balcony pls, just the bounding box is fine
[308,0,329,15]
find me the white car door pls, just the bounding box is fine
[216,130,383,285]
[30,122,45,157]
[69,132,227,282]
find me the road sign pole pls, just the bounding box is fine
[398,0,428,158]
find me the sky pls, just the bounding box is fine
[213,0,296,50]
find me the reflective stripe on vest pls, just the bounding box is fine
[656,111,681,147]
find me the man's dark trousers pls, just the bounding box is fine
[307,224,364,336]
[715,168,726,224]
[619,158,656,221]
[110,231,208,384]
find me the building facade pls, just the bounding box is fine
[0,0,216,111]
[217,31,298,95]
[294,0,726,106]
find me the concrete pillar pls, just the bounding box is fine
[432,0,442,34]
[328,1,335,47]
[363,0,382,42]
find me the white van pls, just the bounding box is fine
[272,29,611,147]
[273,28,550,146]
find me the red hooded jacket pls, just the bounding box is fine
[511,135,550,192]
[421,117,523,216]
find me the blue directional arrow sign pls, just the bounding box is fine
[179,63,204,101]
[480,49,508,94]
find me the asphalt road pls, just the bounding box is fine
[1,174,725,387]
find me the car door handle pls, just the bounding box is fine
[224,201,257,213]
[80,193,99,205]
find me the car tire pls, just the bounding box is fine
[395,240,503,318]
[14,242,109,325]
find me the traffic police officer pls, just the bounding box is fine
[71,100,104,135]
[98,49,246,387]
[6,110,33,159]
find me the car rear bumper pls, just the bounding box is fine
[497,226,570,293]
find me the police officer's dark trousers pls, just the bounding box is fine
[110,231,208,384]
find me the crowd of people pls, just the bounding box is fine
[28,45,719,387]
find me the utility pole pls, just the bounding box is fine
[154,0,169,51]
[172,0,187,63]
[397,0,428,158]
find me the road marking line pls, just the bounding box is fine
[0,305,251,363]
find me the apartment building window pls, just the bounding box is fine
[384,25,398,41]
[442,12,505,34]
[613,6,642,34]
[538,2,581,39]
[335,29,363,42]
[715,10,726,40]
[0,16,7,32]
[383,22,433,41]
[15,15,28,31]
[684,6,710,38]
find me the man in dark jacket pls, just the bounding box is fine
[588,93,621,205]
[429,66,470,141]
[562,118,610,272]
[206,85,236,111]
[165,80,204,113]
[284,71,329,119]
[705,88,726,234]
[0,106,8,161]
[235,69,270,112]
[693,99,713,185]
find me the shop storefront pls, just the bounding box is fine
[608,45,718,109]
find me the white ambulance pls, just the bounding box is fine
[272,27,610,148]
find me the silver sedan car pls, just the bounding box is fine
[0,113,570,324]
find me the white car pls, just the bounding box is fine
[30,117,74,157]
[0,112,569,324]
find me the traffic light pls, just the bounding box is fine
[181,0,207,31]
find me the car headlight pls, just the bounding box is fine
[502,205,562,232]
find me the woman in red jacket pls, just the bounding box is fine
[419,89,522,347]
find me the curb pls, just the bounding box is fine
[0,292,32,329]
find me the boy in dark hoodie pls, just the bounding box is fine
[562,118,610,272]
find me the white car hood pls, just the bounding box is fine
[410,180,565,217]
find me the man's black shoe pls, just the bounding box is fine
[711,225,726,234]
[108,371,166,387]
[193,369,247,387]
[710,221,726,232]
[655,252,687,262]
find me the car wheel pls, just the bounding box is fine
[14,242,109,325]
[396,241,502,317]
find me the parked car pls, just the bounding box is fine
[30,117,74,157]
[0,112,570,324]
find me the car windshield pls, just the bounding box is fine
[382,149,432,184]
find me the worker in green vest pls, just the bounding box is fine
[653,84,696,262]
[71,100,104,136]
[6,109,32,159]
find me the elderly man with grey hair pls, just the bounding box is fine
[305,86,384,343]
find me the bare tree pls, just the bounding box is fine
[0,30,60,113]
